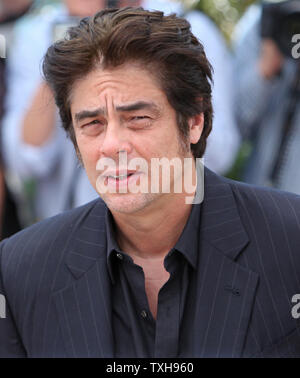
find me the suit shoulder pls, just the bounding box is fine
[224,177,300,247]
[4,198,102,241]
[225,176,300,210]
[0,198,105,276]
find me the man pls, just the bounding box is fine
[1,0,106,225]
[233,1,300,194]
[0,7,300,358]
[0,0,34,239]
[2,0,238,226]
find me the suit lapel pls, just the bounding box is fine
[52,169,259,358]
[52,200,114,357]
[191,169,259,357]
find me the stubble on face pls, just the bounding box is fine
[100,135,193,215]
[70,62,195,215]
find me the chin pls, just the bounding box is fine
[100,192,158,214]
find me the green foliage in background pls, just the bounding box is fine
[37,0,258,41]
[183,0,258,41]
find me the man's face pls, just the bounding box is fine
[70,62,202,214]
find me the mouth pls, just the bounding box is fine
[102,170,142,191]
[107,172,135,180]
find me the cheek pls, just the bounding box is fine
[136,130,179,160]
[161,130,183,156]
[134,135,163,159]
[76,137,100,167]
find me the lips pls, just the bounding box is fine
[106,172,135,187]
[103,169,137,179]
[107,172,134,180]
[99,170,142,192]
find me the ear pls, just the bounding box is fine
[188,112,204,145]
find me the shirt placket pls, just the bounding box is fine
[154,258,181,358]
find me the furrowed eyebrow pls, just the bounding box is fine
[115,101,160,113]
[74,108,105,123]
[74,101,160,124]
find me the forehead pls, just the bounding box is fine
[70,62,168,113]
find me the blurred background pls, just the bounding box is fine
[0,0,300,239]
[35,0,258,40]
[184,0,257,41]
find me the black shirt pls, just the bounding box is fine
[106,203,201,358]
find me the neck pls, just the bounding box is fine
[112,193,193,260]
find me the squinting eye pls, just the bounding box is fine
[80,119,104,136]
[128,115,153,130]
[88,120,101,125]
[131,116,149,121]
[82,119,101,128]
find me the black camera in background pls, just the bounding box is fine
[106,0,120,8]
[261,0,300,57]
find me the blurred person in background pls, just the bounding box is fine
[1,0,106,226]
[0,0,34,239]
[0,0,32,23]
[233,0,300,194]
[2,0,239,228]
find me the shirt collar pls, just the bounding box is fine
[106,203,201,283]
[172,202,201,269]
[106,208,121,284]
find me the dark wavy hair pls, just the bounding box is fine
[43,7,213,158]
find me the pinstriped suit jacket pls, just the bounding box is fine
[1,167,300,358]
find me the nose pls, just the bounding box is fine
[99,120,132,158]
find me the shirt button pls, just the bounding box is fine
[140,310,148,319]
[116,253,123,260]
